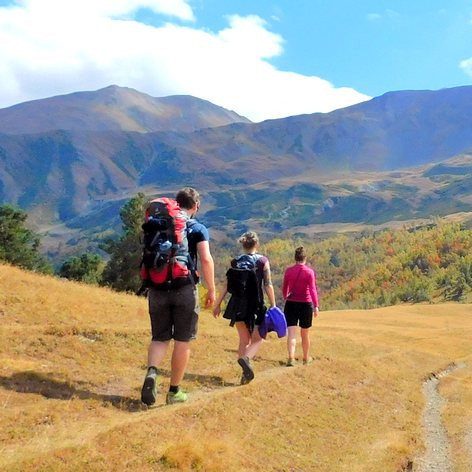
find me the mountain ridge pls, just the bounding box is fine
[1,84,472,259]
[0,85,251,135]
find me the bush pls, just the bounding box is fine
[59,254,104,284]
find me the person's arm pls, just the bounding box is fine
[262,260,276,308]
[308,270,320,316]
[196,240,216,308]
[213,287,228,318]
[282,269,289,300]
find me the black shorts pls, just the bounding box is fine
[148,284,198,342]
[284,301,314,329]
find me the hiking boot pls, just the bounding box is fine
[303,357,314,365]
[141,366,159,406]
[286,358,296,367]
[166,389,188,404]
[238,356,254,384]
[240,373,251,385]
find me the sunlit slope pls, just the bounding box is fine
[1,264,471,471]
[0,85,250,135]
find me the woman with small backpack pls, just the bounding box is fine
[213,231,276,384]
[282,246,320,366]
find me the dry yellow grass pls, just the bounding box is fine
[441,361,472,472]
[1,263,471,471]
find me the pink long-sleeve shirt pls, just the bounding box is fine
[282,263,319,307]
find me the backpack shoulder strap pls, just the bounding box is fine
[186,217,197,230]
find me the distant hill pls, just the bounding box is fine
[155,85,472,177]
[1,85,472,260]
[0,85,250,134]
[203,154,472,235]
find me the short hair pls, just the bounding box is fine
[294,246,306,262]
[176,187,200,210]
[238,231,259,250]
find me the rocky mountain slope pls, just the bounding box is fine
[0,85,250,134]
[1,85,472,258]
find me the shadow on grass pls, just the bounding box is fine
[0,371,146,412]
[223,348,282,366]
[185,371,238,387]
[223,348,238,354]
[155,369,238,388]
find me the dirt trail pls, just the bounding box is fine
[415,363,464,472]
[465,428,472,469]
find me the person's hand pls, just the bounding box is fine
[213,305,221,318]
[313,307,320,318]
[205,289,216,308]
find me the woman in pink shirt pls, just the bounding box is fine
[282,246,320,366]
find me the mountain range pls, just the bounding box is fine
[0,85,472,261]
[0,85,250,135]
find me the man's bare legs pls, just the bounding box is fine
[147,340,190,385]
[142,340,170,406]
[142,339,190,405]
[147,340,170,367]
[170,341,191,386]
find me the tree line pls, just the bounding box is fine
[0,194,146,289]
[1,195,472,309]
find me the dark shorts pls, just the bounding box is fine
[284,301,314,329]
[148,284,199,342]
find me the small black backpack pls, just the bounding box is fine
[226,254,263,305]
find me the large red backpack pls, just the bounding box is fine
[139,198,191,288]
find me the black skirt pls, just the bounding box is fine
[223,295,265,329]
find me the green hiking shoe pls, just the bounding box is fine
[141,366,159,406]
[303,357,314,365]
[166,389,188,405]
[286,358,296,367]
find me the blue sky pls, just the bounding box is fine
[0,0,471,120]
[191,0,472,96]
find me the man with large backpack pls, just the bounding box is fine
[140,187,215,406]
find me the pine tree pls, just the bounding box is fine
[0,204,51,273]
[101,193,147,292]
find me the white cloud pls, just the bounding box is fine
[367,13,382,21]
[367,9,400,22]
[460,58,472,77]
[0,0,369,121]
[385,9,401,19]
[459,11,472,76]
[219,15,283,59]
[12,0,195,21]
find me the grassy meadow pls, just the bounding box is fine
[1,263,472,471]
